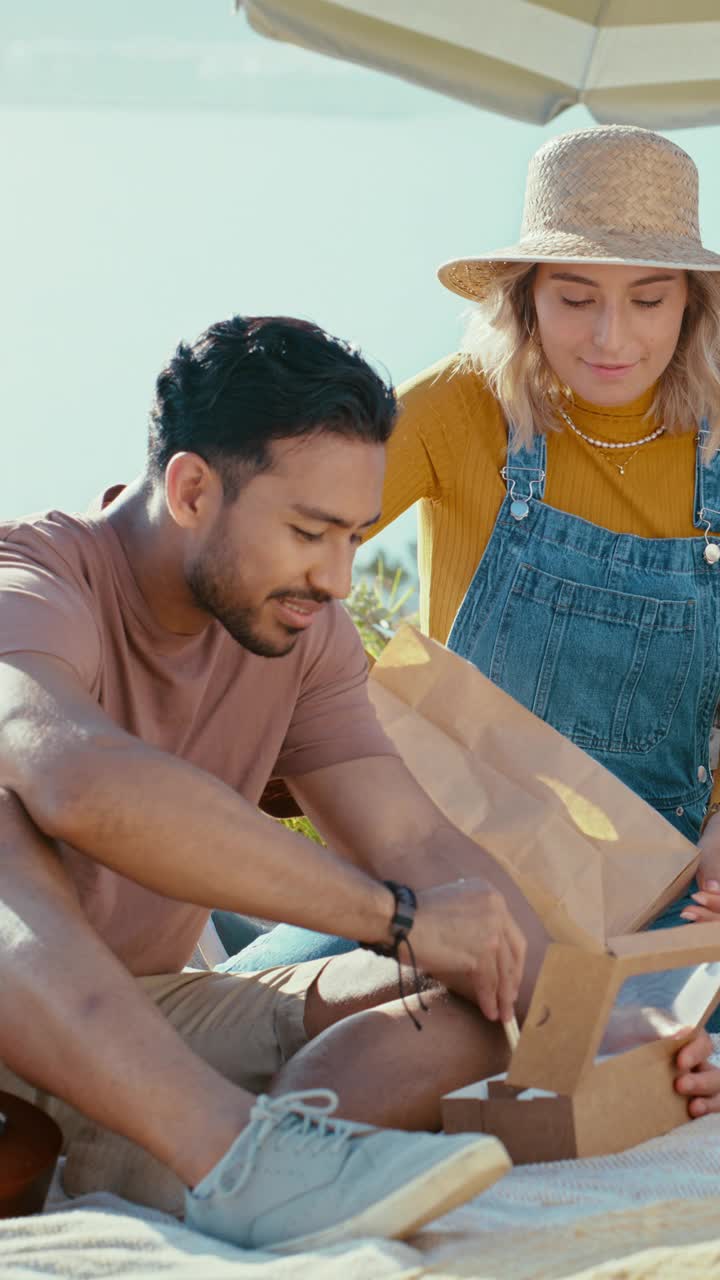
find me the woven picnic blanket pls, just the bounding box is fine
[3,1111,720,1278]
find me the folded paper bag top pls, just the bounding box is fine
[368,625,698,949]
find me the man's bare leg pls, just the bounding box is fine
[0,789,253,1187]
[1,778,549,1181]
[280,971,510,1130]
[0,789,521,1252]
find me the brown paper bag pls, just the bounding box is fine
[368,626,699,948]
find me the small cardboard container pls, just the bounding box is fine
[442,923,720,1163]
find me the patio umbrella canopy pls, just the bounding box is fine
[239,1,720,129]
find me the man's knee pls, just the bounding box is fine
[303,948,441,1039]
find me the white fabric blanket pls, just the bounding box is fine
[6,1065,720,1278]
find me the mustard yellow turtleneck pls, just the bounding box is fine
[368,353,702,645]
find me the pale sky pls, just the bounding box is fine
[3,1,720,568]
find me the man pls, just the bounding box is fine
[0,314,541,1251]
[3,314,717,1254]
[5,312,717,1253]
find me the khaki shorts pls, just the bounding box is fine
[0,957,331,1215]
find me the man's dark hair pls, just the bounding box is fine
[148,315,397,496]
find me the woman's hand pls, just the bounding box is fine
[681,813,720,922]
[675,1027,720,1118]
[599,1016,720,1117]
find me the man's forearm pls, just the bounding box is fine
[367,817,485,891]
[15,737,394,945]
[292,757,499,897]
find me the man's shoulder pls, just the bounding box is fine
[298,600,362,666]
[0,508,102,578]
[0,510,107,689]
[273,601,389,777]
[279,601,365,696]
[0,508,97,551]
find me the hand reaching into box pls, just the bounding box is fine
[412,878,527,1023]
[683,814,720,921]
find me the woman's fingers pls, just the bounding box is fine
[675,1028,712,1073]
[681,903,720,923]
[679,1069,720,1116]
[674,1028,720,1117]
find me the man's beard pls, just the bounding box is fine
[187,548,328,659]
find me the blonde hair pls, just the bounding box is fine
[459,263,720,453]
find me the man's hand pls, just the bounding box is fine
[410,878,526,1023]
[675,1027,720,1118]
[291,756,546,1022]
[683,814,720,923]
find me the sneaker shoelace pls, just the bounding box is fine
[219,1089,362,1193]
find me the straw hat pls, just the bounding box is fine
[438,125,720,303]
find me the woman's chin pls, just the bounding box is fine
[568,370,652,407]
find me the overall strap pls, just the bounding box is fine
[502,429,547,514]
[694,421,720,531]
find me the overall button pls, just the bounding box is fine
[510,499,529,521]
[698,765,708,783]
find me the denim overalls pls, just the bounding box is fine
[448,426,720,848]
[226,426,720,981]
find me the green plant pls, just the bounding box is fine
[345,555,418,659]
[282,814,326,844]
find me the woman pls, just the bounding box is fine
[230,125,720,1111]
[387,125,720,870]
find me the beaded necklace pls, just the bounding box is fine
[558,406,665,477]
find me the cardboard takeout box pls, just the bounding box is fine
[443,925,720,1162]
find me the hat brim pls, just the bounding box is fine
[438,230,720,302]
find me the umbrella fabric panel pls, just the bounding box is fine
[241,0,720,128]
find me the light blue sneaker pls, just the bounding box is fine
[185,1089,510,1253]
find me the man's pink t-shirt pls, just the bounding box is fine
[0,506,396,974]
